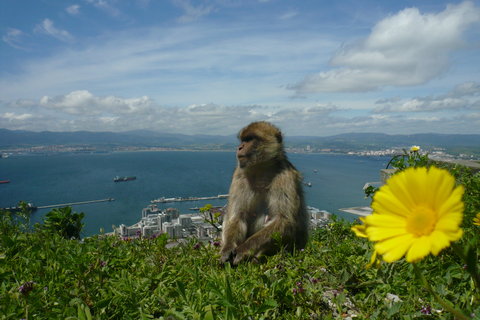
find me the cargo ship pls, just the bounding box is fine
[0,180,10,184]
[114,176,136,182]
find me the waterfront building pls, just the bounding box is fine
[174,223,183,238]
[179,216,192,227]
[114,202,331,242]
[162,222,175,238]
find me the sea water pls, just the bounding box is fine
[0,151,388,236]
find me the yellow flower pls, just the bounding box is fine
[364,166,464,263]
[351,217,368,238]
[474,213,480,226]
[410,145,420,152]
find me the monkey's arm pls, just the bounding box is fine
[220,170,252,263]
[220,214,248,263]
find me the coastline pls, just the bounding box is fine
[2,146,478,162]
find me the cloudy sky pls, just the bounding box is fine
[1,0,479,136]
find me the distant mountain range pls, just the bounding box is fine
[0,129,234,148]
[0,129,479,152]
[287,132,480,149]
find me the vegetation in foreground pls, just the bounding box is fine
[1,161,479,319]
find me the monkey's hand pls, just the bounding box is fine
[232,244,254,265]
[219,247,236,264]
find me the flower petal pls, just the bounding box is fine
[436,211,463,233]
[351,224,368,238]
[437,185,464,219]
[384,172,417,210]
[367,226,407,242]
[406,236,431,262]
[365,213,406,228]
[375,234,414,262]
[429,230,451,256]
[429,167,456,210]
[372,187,412,218]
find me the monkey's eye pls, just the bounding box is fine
[242,135,256,142]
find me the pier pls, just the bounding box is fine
[151,194,228,204]
[2,198,115,212]
[37,198,115,209]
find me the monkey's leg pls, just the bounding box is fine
[232,219,293,265]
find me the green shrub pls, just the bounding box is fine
[42,207,85,239]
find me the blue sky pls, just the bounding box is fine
[1,0,479,136]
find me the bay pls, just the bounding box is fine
[0,151,388,236]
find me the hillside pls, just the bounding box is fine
[2,150,479,319]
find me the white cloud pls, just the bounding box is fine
[39,90,154,115]
[66,4,81,15]
[2,28,27,49]
[1,112,34,121]
[375,81,480,112]
[0,89,479,135]
[292,1,480,93]
[279,10,298,20]
[173,0,215,23]
[34,19,74,42]
[0,91,338,134]
[86,0,121,16]
[450,81,480,97]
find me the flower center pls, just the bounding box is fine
[406,206,437,237]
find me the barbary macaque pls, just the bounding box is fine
[220,121,308,265]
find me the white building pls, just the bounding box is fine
[179,216,192,227]
[163,222,175,238]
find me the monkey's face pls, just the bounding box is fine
[236,121,284,169]
[237,135,258,168]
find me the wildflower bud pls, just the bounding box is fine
[420,305,432,315]
[193,242,201,250]
[18,281,35,296]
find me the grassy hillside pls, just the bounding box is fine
[1,166,479,319]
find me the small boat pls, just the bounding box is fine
[0,180,10,184]
[114,176,136,182]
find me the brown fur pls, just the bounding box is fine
[220,121,309,265]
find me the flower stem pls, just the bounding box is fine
[413,264,470,320]
[452,243,480,295]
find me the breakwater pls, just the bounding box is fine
[151,194,228,204]
[36,198,115,209]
